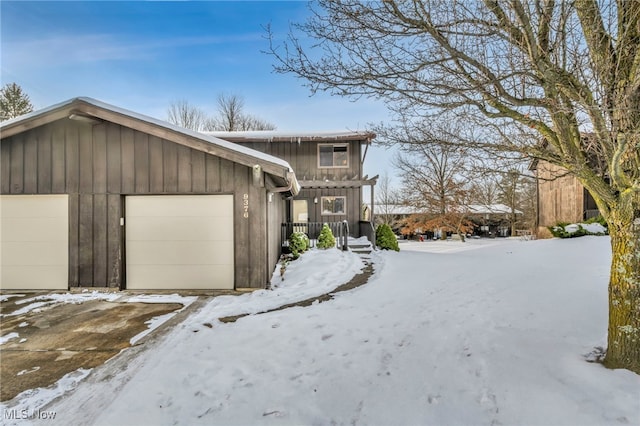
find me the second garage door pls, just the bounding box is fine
[125,195,234,290]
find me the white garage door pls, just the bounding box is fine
[125,195,234,290]
[0,195,69,290]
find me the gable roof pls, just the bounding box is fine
[203,130,375,143]
[0,97,299,195]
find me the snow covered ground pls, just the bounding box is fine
[5,237,639,425]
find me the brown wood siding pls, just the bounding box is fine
[267,194,285,278]
[536,161,585,227]
[1,119,282,289]
[234,140,362,180]
[297,187,362,237]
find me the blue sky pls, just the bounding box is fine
[1,1,399,184]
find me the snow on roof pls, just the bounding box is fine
[0,97,296,177]
[369,204,424,215]
[369,203,522,215]
[467,204,523,215]
[203,130,375,143]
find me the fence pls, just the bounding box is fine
[281,222,349,251]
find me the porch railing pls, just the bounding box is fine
[281,222,349,251]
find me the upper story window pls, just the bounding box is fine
[318,144,349,168]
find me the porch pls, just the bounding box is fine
[281,221,376,252]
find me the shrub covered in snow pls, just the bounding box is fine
[549,219,608,238]
[288,232,310,259]
[376,223,400,251]
[317,224,336,249]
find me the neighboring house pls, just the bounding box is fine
[466,204,523,237]
[0,97,300,291]
[206,131,378,243]
[370,203,522,237]
[529,159,600,232]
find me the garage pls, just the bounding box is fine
[2,98,300,290]
[125,195,234,290]
[0,195,69,290]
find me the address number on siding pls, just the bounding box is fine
[243,193,249,218]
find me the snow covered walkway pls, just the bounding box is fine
[17,237,640,425]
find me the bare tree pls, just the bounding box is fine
[269,0,640,372]
[167,100,208,131]
[206,93,276,131]
[374,173,402,228]
[497,168,537,235]
[168,94,276,132]
[389,125,473,240]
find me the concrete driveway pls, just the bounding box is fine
[0,292,191,402]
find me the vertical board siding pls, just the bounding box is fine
[68,194,80,286]
[9,135,24,193]
[92,194,108,286]
[106,123,121,194]
[233,164,250,287]
[65,124,80,193]
[23,133,38,193]
[78,194,94,285]
[1,139,10,193]
[37,126,52,194]
[78,124,93,193]
[206,155,221,192]
[133,131,149,193]
[148,136,163,193]
[177,145,192,192]
[162,139,178,193]
[92,124,107,193]
[106,194,121,287]
[191,150,206,193]
[51,122,67,193]
[248,172,267,288]
[120,127,135,194]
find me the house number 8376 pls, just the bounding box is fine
[243,194,249,218]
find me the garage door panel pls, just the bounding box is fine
[126,195,232,217]
[126,216,234,241]
[127,265,233,290]
[127,241,234,265]
[125,195,234,290]
[2,242,69,265]
[1,196,68,218]
[1,218,68,241]
[0,195,68,290]
[1,266,68,290]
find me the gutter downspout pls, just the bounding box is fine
[268,170,300,196]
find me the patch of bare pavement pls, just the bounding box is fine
[218,262,375,323]
[0,294,185,402]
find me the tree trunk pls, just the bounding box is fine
[604,196,640,374]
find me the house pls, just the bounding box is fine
[0,97,300,291]
[529,159,600,233]
[370,203,522,237]
[205,130,378,244]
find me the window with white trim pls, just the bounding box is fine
[321,196,346,215]
[318,144,349,168]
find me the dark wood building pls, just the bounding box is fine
[0,97,299,291]
[530,159,600,233]
[207,131,378,241]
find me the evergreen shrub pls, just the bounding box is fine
[288,231,310,259]
[376,223,400,251]
[317,224,336,249]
